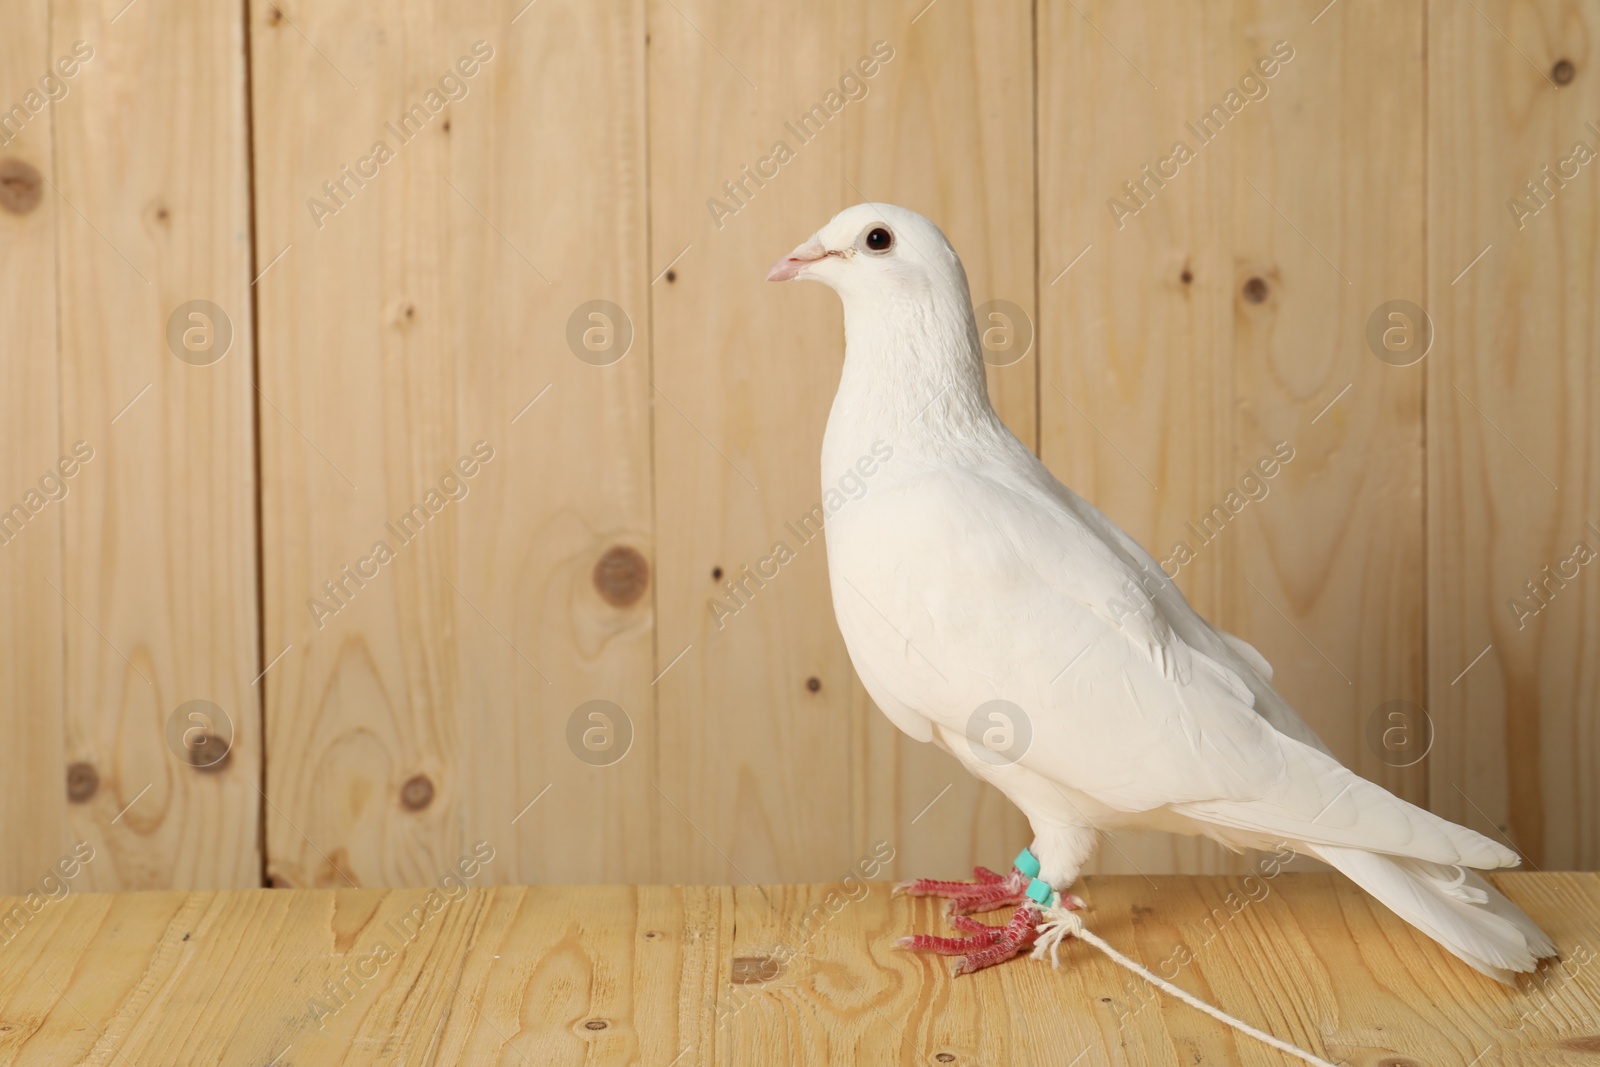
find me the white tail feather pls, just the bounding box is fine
[1308,844,1555,983]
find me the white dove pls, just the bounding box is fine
[768,202,1555,981]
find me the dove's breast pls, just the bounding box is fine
[820,464,940,744]
[820,462,1099,738]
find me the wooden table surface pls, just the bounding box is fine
[1,873,1597,1066]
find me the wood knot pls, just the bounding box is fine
[1553,58,1576,85]
[181,733,232,772]
[267,6,283,25]
[665,269,677,283]
[583,1019,609,1031]
[935,1056,957,1065]
[0,158,43,215]
[730,956,781,984]
[642,930,663,940]
[1241,276,1269,303]
[400,773,434,811]
[805,676,821,692]
[66,761,98,802]
[711,566,723,581]
[594,545,649,607]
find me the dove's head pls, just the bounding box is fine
[766,203,970,307]
[768,204,991,420]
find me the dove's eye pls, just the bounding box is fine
[864,226,894,254]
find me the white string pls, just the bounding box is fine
[1032,903,1339,1067]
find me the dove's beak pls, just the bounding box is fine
[767,238,832,282]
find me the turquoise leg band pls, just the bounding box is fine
[1013,847,1041,878]
[1026,877,1054,906]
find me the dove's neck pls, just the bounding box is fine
[822,288,1002,484]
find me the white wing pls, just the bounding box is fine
[1038,477,1329,752]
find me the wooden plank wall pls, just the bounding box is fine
[1428,0,1600,870]
[0,0,1595,891]
[251,0,656,888]
[61,0,261,891]
[0,0,260,893]
[0,0,66,895]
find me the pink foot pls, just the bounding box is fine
[895,865,1031,915]
[899,903,1042,974]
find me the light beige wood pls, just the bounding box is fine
[49,0,260,889]
[1038,0,1429,875]
[0,0,68,894]
[1231,0,1427,800]
[4,0,1598,892]
[2,874,1594,1064]
[251,0,657,887]
[647,0,858,885]
[1428,1,1600,869]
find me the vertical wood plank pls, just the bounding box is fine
[451,0,657,884]
[648,0,850,883]
[0,0,67,893]
[53,0,260,888]
[253,0,656,886]
[1232,1,1427,802]
[1429,0,1600,868]
[843,0,1036,880]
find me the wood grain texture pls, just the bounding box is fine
[647,0,860,887]
[1037,0,1428,875]
[1230,0,1426,800]
[1,874,1596,1065]
[50,0,260,889]
[3,0,1597,893]
[252,0,656,887]
[1428,0,1600,871]
[0,0,68,894]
